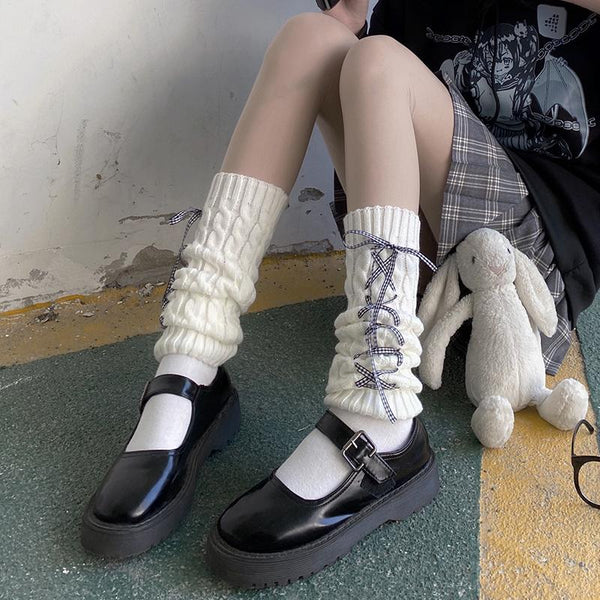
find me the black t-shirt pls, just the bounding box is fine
[366,0,600,325]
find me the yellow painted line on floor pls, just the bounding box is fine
[0,294,93,318]
[0,252,345,367]
[480,334,600,599]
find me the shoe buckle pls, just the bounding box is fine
[138,380,150,413]
[341,430,376,472]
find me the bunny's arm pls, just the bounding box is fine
[513,249,557,337]
[419,294,474,390]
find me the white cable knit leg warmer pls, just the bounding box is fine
[324,205,424,421]
[153,171,289,366]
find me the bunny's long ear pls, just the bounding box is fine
[513,247,557,337]
[417,253,460,340]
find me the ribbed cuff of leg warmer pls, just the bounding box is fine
[343,204,420,250]
[153,171,289,366]
[324,379,424,421]
[324,205,424,421]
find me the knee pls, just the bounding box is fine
[339,35,419,90]
[265,12,358,65]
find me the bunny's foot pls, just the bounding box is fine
[536,379,588,430]
[471,395,514,448]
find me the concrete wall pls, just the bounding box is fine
[1,0,368,311]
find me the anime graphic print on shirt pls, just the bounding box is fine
[426,11,597,159]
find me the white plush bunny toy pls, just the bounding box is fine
[417,227,588,448]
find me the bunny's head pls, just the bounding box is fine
[455,228,516,291]
[417,228,550,339]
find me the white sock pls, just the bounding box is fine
[125,354,217,452]
[275,407,413,499]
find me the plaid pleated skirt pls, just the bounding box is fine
[331,71,572,376]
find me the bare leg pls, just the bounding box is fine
[339,37,453,233]
[220,12,361,195]
[204,32,452,569]
[317,35,454,291]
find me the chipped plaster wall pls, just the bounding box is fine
[0,0,354,312]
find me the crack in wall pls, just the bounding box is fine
[267,239,334,255]
[118,212,177,224]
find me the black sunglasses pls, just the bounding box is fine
[571,419,600,509]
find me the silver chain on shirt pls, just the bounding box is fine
[536,12,597,60]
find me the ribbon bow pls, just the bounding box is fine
[159,207,203,328]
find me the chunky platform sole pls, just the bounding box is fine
[80,390,240,559]
[206,453,439,588]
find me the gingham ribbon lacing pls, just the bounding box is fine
[159,207,204,328]
[343,229,438,422]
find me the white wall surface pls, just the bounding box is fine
[1,0,370,311]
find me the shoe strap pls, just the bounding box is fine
[315,410,395,485]
[138,374,200,413]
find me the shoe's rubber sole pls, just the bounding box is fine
[80,390,240,559]
[206,453,440,588]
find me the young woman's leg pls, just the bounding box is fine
[205,34,456,585]
[106,13,359,450]
[124,13,362,453]
[317,35,453,240]
[276,35,455,498]
[318,36,448,293]
[220,12,361,192]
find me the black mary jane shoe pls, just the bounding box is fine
[206,409,439,588]
[80,366,240,559]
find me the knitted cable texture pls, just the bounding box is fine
[154,171,289,366]
[324,205,425,421]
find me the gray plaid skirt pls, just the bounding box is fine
[331,72,572,376]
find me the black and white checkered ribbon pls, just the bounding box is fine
[159,207,204,328]
[343,229,438,422]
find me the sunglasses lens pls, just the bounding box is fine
[578,461,600,506]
